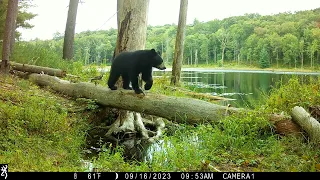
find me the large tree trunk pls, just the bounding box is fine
[25,73,242,124]
[291,106,320,144]
[171,0,188,86]
[110,0,155,147]
[63,0,79,60]
[115,0,149,54]
[1,0,18,74]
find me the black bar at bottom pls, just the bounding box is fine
[5,172,320,180]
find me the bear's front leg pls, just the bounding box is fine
[131,75,144,94]
[144,79,153,90]
[142,69,153,90]
[122,73,133,90]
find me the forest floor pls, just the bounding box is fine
[1,74,320,172]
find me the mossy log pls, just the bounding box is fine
[291,106,320,144]
[26,73,245,124]
[1,60,67,77]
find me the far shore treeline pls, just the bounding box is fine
[16,8,320,69]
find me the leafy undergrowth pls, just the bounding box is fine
[0,75,92,171]
[1,75,320,172]
[265,76,320,114]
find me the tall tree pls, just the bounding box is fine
[63,0,79,60]
[110,0,150,140]
[171,0,188,86]
[1,0,18,74]
[9,0,18,54]
[216,28,230,66]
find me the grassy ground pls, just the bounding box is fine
[1,74,320,172]
[0,76,91,171]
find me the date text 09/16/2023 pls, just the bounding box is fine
[123,172,255,180]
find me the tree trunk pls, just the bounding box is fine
[221,46,225,65]
[116,0,123,29]
[9,0,18,55]
[114,0,148,55]
[166,38,169,63]
[276,49,279,68]
[195,49,198,66]
[171,0,188,86]
[190,48,193,65]
[111,0,155,144]
[301,51,304,69]
[214,47,217,63]
[1,0,18,74]
[291,106,320,144]
[63,0,79,60]
[25,73,243,125]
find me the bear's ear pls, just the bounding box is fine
[151,49,156,53]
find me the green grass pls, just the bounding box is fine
[0,76,91,171]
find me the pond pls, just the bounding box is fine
[153,68,320,109]
[86,67,320,166]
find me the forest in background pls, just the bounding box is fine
[15,7,320,69]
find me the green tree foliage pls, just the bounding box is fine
[259,47,270,68]
[0,0,36,40]
[15,7,320,69]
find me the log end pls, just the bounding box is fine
[270,113,302,136]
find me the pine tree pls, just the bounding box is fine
[259,47,270,68]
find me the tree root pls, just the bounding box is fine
[105,110,166,144]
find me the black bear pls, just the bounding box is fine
[108,49,166,94]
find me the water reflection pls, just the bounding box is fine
[154,70,320,109]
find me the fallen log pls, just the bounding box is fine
[26,73,245,124]
[269,113,302,136]
[291,106,320,144]
[1,60,67,77]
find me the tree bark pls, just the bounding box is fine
[115,0,149,55]
[1,0,18,74]
[10,0,18,54]
[171,0,188,86]
[1,61,66,77]
[26,73,243,125]
[116,0,124,29]
[63,0,79,60]
[291,106,320,144]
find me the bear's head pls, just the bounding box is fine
[150,49,166,70]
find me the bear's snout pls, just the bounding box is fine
[156,62,166,70]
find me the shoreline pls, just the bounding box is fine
[154,67,320,75]
[98,66,320,75]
